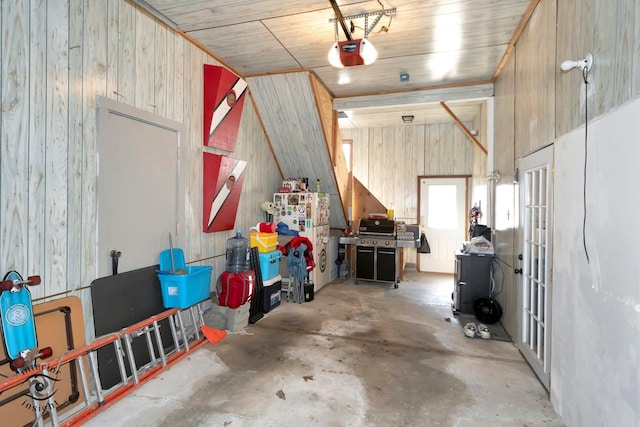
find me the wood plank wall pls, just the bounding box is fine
[0,0,280,336]
[342,122,478,265]
[514,0,556,158]
[493,0,640,338]
[470,102,488,217]
[343,122,476,223]
[492,52,518,335]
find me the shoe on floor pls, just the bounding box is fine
[463,322,477,338]
[478,324,491,339]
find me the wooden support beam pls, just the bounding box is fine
[492,0,541,81]
[440,101,487,155]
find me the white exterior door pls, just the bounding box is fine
[517,145,553,390]
[418,177,467,273]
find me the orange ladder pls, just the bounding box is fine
[0,303,208,426]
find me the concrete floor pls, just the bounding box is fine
[85,271,564,426]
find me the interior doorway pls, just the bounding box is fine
[418,176,468,273]
[517,145,553,390]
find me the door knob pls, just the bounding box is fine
[514,268,522,274]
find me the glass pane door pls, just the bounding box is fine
[518,145,553,390]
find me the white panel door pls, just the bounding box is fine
[517,145,553,390]
[419,178,467,273]
[97,98,184,278]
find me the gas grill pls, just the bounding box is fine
[357,219,397,247]
[355,219,400,288]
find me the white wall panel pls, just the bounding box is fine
[552,98,640,426]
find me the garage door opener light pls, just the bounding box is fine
[328,0,395,68]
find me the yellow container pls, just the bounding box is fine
[250,232,278,252]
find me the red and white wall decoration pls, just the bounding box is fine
[203,64,247,152]
[202,65,249,233]
[203,153,247,233]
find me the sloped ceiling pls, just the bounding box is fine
[247,72,347,228]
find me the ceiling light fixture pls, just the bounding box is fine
[328,0,395,68]
[402,115,414,124]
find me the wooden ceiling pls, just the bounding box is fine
[139,0,535,128]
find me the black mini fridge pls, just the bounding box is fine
[452,251,495,314]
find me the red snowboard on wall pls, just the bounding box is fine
[203,153,247,233]
[203,65,247,152]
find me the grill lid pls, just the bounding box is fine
[358,219,396,236]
